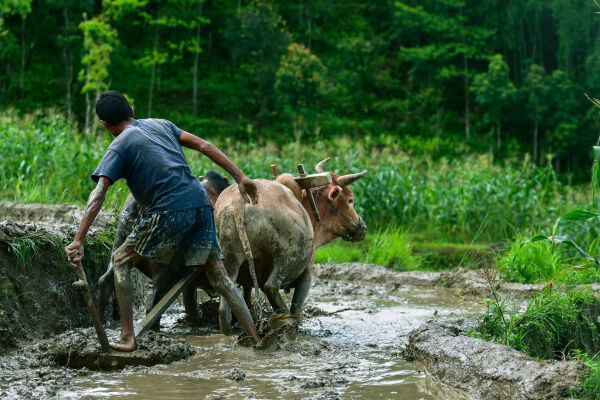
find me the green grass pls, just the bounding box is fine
[496,234,567,284]
[476,288,600,360]
[476,288,600,399]
[574,352,600,400]
[315,227,494,271]
[496,233,600,286]
[0,110,587,244]
[315,227,422,270]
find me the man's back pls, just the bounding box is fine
[92,118,210,213]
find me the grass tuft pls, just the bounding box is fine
[476,288,600,361]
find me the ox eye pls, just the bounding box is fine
[349,199,354,206]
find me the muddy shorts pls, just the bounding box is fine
[124,206,224,266]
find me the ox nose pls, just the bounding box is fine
[343,217,367,242]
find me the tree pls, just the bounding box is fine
[275,42,329,143]
[0,0,32,99]
[471,54,516,155]
[79,13,118,135]
[521,64,549,162]
[395,0,493,143]
[226,0,291,135]
[545,70,583,173]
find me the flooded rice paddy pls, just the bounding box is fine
[57,275,482,400]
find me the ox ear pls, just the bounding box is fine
[328,186,343,201]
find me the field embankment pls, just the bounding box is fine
[0,204,146,354]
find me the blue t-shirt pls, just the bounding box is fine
[92,118,210,213]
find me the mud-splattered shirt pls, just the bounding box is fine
[92,118,211,214]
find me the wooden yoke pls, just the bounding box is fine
[270,164,279,179]
[270,162,332,222]
[297,164,323,222]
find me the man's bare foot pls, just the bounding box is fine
[110,334,136,352]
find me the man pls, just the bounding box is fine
[65,90,260,351]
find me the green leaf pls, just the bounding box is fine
[523,234,600,266]
[560,209,600,221]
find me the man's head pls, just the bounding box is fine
[96,91,134,136]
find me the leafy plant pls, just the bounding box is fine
[477,288,600,360]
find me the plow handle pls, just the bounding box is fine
[73,260,111,352]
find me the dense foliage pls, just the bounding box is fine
[1,1,600,179]
[0,112,584,244]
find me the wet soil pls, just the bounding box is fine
[407,321,588,400]
[0,202,114,230]
[44,272,481,399]
[0,220,110,352]
[315,262,600,299]
[0,218,145,353]
[1,204,594,399]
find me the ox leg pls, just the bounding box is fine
[263,263,289,314]
[205,258,259,341]
[182,286,202,325]
[97,265,115,324]
[290,267,312,316]
[218,295,233,335]
[146,261,180,331]
[243,285,253,309]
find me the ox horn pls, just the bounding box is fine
[315,157,331,173]
[337,170,368,187]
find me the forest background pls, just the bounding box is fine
[3,0,600,271]
[1,0,599,180]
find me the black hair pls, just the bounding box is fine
[95,91,133,125]
[204,171,230,194]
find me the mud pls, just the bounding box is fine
[314,262,557,298]
[0,330,194,399]
[0,202,115,230]
[44,272,480,400]
[406,321,588,400]
[0,205,592,400]
[0,219,145,353]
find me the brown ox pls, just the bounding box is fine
[214,158,367,333]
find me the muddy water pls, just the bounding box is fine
[58,278,481,400]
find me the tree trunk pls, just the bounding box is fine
[193,1,203,117]
[496,120,501,154]
[63,7,73,123]
[460,7,470,140]
[148,21,160,118]
[306,0,311,49]
[20,16,25,99]
[435,104,440,153]
[533,117,538,163]
[91,89,100,137]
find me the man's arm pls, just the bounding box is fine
[179,131,258,204]
[65,176,112,265]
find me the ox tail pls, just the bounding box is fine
[233,191,262,320]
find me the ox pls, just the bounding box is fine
[97,171,229,328]
[215,158,367,334]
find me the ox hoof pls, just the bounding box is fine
[236,335,257,348]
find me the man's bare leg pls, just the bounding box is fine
[204,258,260,342]
[111,243,142,351]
